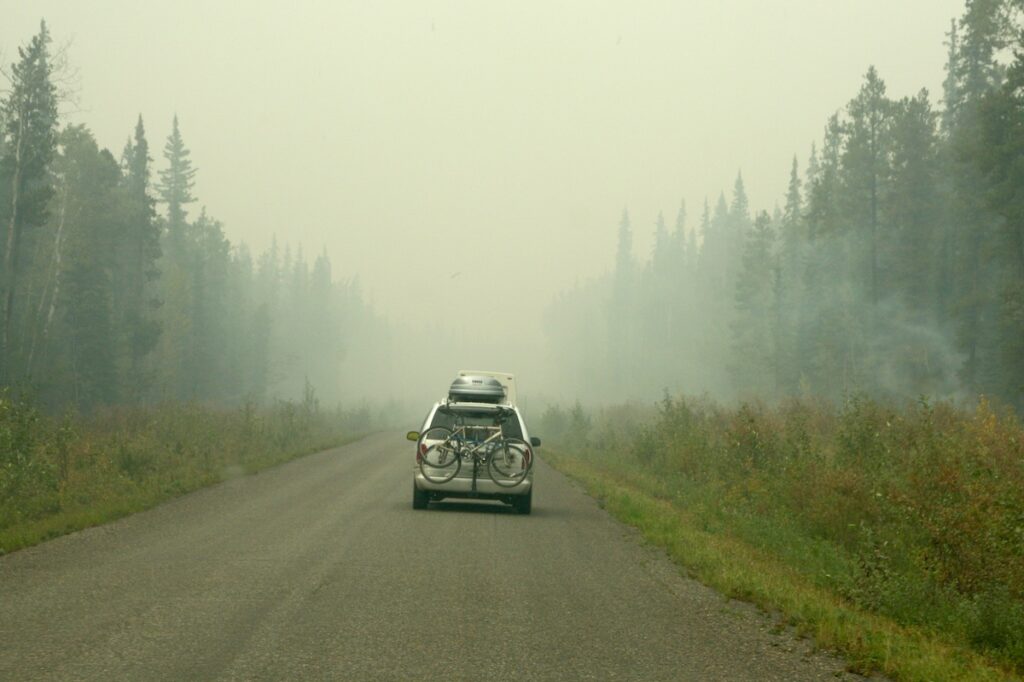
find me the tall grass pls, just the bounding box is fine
[0,390,369,554]
[540,395,1024,675]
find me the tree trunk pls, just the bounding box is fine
[870,171,878,308]
[2,114,26,381]
[25,181,69,378]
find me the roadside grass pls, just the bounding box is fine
[540,395,1024,682]
[548,452,1015,682]
[0,393,368,555]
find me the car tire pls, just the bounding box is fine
[413,484,429,510]
[512,489,532,515]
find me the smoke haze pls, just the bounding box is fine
[2,1,1002,408]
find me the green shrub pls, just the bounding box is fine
[0,395,360,554]
[550,393,1024,673]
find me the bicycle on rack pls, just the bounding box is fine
[416,406,532,488]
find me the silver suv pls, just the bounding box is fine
[408,371,539,514]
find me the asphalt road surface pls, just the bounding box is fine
[0,433,873,681]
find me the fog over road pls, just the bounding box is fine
[1,434,869,681]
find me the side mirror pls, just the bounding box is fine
[530,436,541,447]
[406,431,420,442]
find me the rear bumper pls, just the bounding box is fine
[414,470,532,496]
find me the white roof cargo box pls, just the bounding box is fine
[456,370,516,406]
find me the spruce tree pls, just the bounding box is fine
[187,209,230,400]
[969,39,1024,407]
[308,249,341,404]
[777,156,803,394]
[802,116,854,397]
[118,115,162,396]
[886,91,940,316]
[730,211,777,395]
[153,116,200,400]
[880,91,948,395]
[948,0,1009,393]
[937,20,964,325]
[157,115,196,249]
[843,66,893,308]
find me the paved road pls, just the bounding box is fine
[0,433,869,681]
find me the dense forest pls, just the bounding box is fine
[545,0,1024,410]
[0,21,384,411]
[4,3,1024,415]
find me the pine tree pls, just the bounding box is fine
[673,200,687,247]
[969,38,1024,407]
[309,249,341,404]
[726,173,752,292]
[781,157,803,266]
[942,19,964,137]
[974,42,1024,278]
[937,20,964,325]
[802,115,861,397]
[886,91,940,316]
[118,115,162,397]
[730,172,750,225]
[248,239,281,399]
[637,211,674,393]
[948,0,1010,393]
[157,115,196,249]
[187,208,231,400]
[957,0,1010,99]
[609,209,634,391]
[51,126,122,408]
[685,217,698,272]
[777,156,803,394]
[875,91,951,396]
[701,193,730,292]
[153,117,202,400]
[0,21,59,379]
[671,200,691,361]
[843,66,893,308]
[730,211,778,395]
[693,193,733,393]
[223,244,254,401]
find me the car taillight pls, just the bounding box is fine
[417,442,426,463]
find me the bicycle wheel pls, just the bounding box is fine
[418,427,461,484]
[487,437,532,488]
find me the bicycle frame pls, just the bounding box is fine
[432,407,513,491]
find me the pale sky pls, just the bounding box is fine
[3,1,965,351]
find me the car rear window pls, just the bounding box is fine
[429,409,524,439]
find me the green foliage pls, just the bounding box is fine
[0,21,59,380]
[54,126,123,405]
[552,451,1016,682]
[116,115,162,399]
[730,211,778,394]
[156,114,195,242]
[0,391,57,524]
[550,394,1024,673]
[0,392,363,555]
